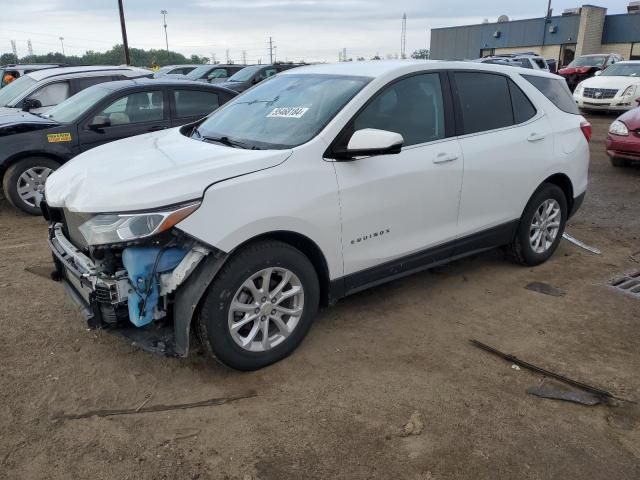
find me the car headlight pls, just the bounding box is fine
[621,85,637,97]
[574,83,584,96]
[609,120,629,136]
[78,201,200,246]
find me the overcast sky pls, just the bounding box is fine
[0,1,632,63]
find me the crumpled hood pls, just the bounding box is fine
[45,127,292,213]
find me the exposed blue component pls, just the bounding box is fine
[122,247,189,327]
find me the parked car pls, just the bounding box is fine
[573,61,640,112]
[1,63,67,88]
[606,105,640,166]
[43,61,589,370]
[558,53,624,91]
[153,64,200,78]
[166,64,247,84]
[490,54,549,71]
[0,66,152,114]
[217,63,306,93]
[1,79,237,214]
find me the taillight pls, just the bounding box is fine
[580,121,592,142]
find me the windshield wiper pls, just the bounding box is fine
[201,135,262,150]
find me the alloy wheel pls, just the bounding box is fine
[529,199,561,254]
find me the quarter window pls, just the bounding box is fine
[522,75,580,115]
[29,81,70,107]
[97,91,164,125]
[509,81,536,124]
[352,73,445,146]
[454,72,513,134]
[174,90,220,118]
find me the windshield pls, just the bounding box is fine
[184,65,212,80]
[45,84,112,123]
[194,74,369,149]
[228,65,262,82]
[0,75,36,106]
[568,56,606,68]
[600,63,640,77]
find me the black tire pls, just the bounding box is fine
[197,240,320,371]
[610,157,630,168]
[506,183,568,266]
[2,157,60,215]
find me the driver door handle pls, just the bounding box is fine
[433,153,459,164]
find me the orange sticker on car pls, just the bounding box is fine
[47,132,72,143]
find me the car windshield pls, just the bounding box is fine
[228,65,262,82]
[184,65,212,80]
[600,63,640,77]
[194,74,369,149]
[0,75,36,106]
[568,56,606,68]
[44,84,112,123]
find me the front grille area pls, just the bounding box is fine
[583,88,618,99]
[95,283,118,303]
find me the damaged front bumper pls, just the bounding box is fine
[48,221,227,357]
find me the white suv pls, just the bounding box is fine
[44,61,590,370]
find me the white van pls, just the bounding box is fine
[44,61,590,370]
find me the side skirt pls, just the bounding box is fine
[329,220,519,301]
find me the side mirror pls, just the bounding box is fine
[22,98,42,111]
[335,128,404,160]
[89,116,111,131]
[594,70,602,76]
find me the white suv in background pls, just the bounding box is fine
[44,61,590,370]
[0,65,152,114]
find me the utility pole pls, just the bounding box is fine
[268,36,274,64]
[343,47,347,62]
[160,10,169,53]
[241,50,247,64]
[10,40,18,62]
[59,37,65,55]
[118,0,131,65]
[27,40,33,57]
[401,13,407,59]
[211,52,217,64]
[273,46,277,63]
[226,49,230,63]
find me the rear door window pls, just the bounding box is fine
[522,74,580,115]
[29,81,70,107]
[173,89,220,118]
[453,72,513,134]
[97,90,164,125]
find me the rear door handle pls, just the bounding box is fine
[528,132,546,142]
[433,152,459,164]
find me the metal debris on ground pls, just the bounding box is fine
[527,381,602,406]
[562,232,601,254]
[611,271,640,300]
[525,281,565,297]
[469,339,636,405]
[52,392,257,421]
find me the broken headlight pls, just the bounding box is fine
[78,202,200,246]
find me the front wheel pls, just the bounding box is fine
[2,157,59,215]
[506,183,568,266]
[197,240,319,371]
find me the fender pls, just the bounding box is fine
[173,249,228,356]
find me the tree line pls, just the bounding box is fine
[0,45,209,67]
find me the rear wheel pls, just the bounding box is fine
[2,157,59,215]
[197,240,319,371]
[506,183,567,266]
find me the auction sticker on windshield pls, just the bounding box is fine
[267,107,309,118]
[47,132,72,143]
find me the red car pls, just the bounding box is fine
[559,53,624,91]
[607,103,640,166]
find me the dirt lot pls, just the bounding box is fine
[1,113,639,480]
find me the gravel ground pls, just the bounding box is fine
[1,113,639,480]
